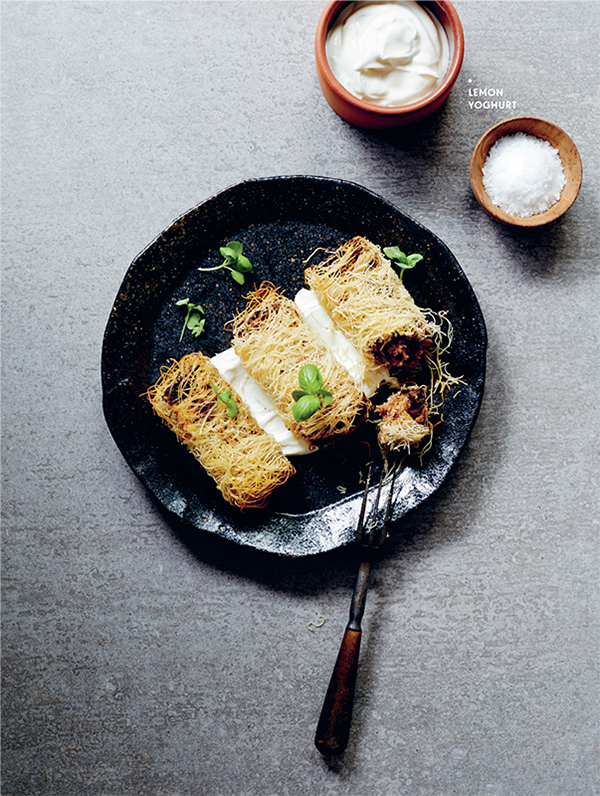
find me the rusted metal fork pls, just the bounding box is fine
[315,464,397,755]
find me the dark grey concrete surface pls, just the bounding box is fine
[2,2,598,794]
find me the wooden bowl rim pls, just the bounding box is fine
[469,116,583,227]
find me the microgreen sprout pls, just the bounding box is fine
[291,364,333,422]
[198,240,253,285]
[176,298,205,342]
[383,246,423,281]
[211,383,239,418]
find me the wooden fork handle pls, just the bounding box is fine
[314,627,362,755]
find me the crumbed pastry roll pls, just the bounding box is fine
[376,385,432,452]
[230,283,368,444]
[147,353,295,510]
[305,236,438,377]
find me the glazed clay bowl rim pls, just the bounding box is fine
[470,115,583,228]
[315,1,465,126]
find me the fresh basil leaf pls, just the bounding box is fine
[292,389,307,401]
[226,400,238,418]
[292,393,321,422]
[319,389,333,408]
[298,364,322,394]
[231,270,245,285]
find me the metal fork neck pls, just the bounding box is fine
[347,559,371,631]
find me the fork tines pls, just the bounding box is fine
[357,465,398,551]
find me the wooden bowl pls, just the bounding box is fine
[315,1,464,129]
[470,116,582,227]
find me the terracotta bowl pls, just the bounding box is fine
[315,1,465,129]
[470,116,583,227]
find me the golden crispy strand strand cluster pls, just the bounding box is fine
[147,352,295,510]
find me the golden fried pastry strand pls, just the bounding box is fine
[147,352,295,510]
[230,282,368,444]
[305,236,438,376]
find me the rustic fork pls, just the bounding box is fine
[315,464,397,755]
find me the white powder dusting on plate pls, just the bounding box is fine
[482,132,566,218]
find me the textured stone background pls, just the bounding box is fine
[2,2,598,794]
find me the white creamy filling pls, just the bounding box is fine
[294,288,391,397]
[210,348,312,456]
[211,290,391,456]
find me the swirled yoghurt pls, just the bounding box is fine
[326,0,449,107]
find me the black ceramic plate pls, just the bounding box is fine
[102,176,486,556]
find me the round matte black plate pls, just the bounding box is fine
[102,176,486,556]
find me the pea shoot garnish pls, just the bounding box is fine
[198,240,253,285]
[292,364,332,422]
[176,298,205,342]
[383,246,423,281]
[211,383,239,418]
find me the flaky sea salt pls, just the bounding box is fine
[482,132,566,217]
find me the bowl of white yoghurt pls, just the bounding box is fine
[315,1,464,128]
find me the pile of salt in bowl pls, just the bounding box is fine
[482,132,566,218]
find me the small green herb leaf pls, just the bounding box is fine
[191,319,205,338]
[384,246,424,281]
[186,311,202,329]
[220,247,238,262]
[235,254,253,273]
[177,298,206,342]
[383,246,407,263]
[320,389,333,408]
[298,364,323,394]
[291,364,333,422]
[200,240,254,285]
[292,393,321,422]
[220,241,243,258]
[211,383,239,418]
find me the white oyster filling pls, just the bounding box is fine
[211,289,392,456]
